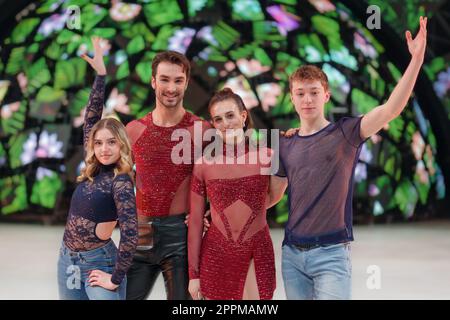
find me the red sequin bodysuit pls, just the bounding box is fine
[127,111,209,217]
[188,142,276,300]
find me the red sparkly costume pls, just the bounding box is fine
[188,142,276,300]
[126,111,209,217]
[125,111,211,300]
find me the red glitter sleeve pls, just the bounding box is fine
[188,166,206,280]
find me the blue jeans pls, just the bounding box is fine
[57,240,127,300]
[282,243,352,300]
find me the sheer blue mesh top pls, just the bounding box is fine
[276,117,367,247]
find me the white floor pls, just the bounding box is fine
[1,220,450,300]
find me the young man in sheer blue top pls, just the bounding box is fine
[277,17,427,299]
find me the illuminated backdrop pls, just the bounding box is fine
[0,0,448,224]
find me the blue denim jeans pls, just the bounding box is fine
[57,240,127,300]
[282,243,352,300]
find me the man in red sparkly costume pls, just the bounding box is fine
[125,51,210,300]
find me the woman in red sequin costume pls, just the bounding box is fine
[188,89,288,300]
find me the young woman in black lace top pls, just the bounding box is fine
[57,37,138,300]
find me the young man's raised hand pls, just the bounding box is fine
[406,16,427,62]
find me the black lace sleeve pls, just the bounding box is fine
[110,174,138,285]
[83,75,106,148]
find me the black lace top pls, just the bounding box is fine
[62,75,138,285]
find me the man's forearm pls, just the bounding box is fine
[383,55,423,118]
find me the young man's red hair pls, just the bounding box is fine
[289,65,329,92]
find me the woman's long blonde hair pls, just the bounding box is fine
[77,118,134,183]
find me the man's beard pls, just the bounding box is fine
[158,92,183,109]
